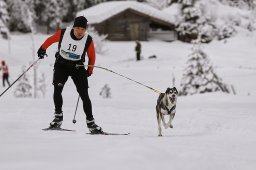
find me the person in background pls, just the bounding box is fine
[0,60,10,87]
[135,40,141,61]
[37,16,103,134]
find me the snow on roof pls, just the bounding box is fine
[77,1,176,25]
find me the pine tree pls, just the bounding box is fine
[176,0,200,42]
[34,0,62,34]
[176,0,217,43]
[56,0,71,22]
[14,66,33,98]
[0,0,9,38]
[88,26,107,54]
[34,0,46,25]
[44,0,61,34]
[87,0,107,6]
[6,0,32,32]
[0,0,9,24]
[37,73,47,98]
[180,45,230,96]
[65,0,100,22]
[219,0,256,9]
[99,84,111,98]
[146,0,171,9]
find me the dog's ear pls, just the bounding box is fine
[166,87,171,93]
[173,87,178,94]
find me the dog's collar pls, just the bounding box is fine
[163,105,176,115]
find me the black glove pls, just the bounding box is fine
[86,70,92,77]
[37,47,46,59]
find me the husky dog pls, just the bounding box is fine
[156,87,178,136]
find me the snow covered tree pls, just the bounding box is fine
[99,84,111,98]
[180,45,230,96]
[176,0,205,43]
[88,0,107,5]
[34,0,46,24]
[36,73,47,98]
[217,24,236,40]
[14,66,32,98]
[0,0,9,39]
[175,0,241,43]
[34,0,62,34]
[219,0,256,10]
[67,0,87,22]
[43,0,61,34]
[176,0,219,43]
[56,0,71,22]
[6,0,32,32]
[56,0,98,22]
[146,0,171,9]
[247,10,256,31]
[0,0,9,24]
[88,26,108,54]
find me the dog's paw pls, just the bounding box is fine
[158,134,162,137]
[170,124,173,128]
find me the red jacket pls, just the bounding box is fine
[1,65,9,75]
[41,29,96,74]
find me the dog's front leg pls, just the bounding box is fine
[168,114,174,128]
[161,115,169,129]
[169,112,175,128]
[163,114,173,129]
[157,112,162,136]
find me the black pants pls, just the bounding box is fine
[3,73,10,87]
[53,60,93,121]
[136,52,141,61]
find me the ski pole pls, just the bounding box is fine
[0,58,41,98]
[76,64,162,94]
[72,95,80,124]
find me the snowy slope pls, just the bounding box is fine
[0,28,256,170]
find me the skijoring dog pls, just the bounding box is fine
[156,87,178,136]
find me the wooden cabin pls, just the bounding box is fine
[77,1,177,41]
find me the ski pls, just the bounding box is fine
[42,127,75,132]
[86,132,130,136]
[42,127,129,135]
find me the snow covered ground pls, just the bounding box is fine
[0,29,256,170]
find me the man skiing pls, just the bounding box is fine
[37,16,103,134]
[0,60,11,87]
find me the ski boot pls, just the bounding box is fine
[49,112,63,128]
[86,119,103,134]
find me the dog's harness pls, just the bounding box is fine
[162,93,176,115]
[163,105,176,115]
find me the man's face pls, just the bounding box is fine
[73,27,86,39]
